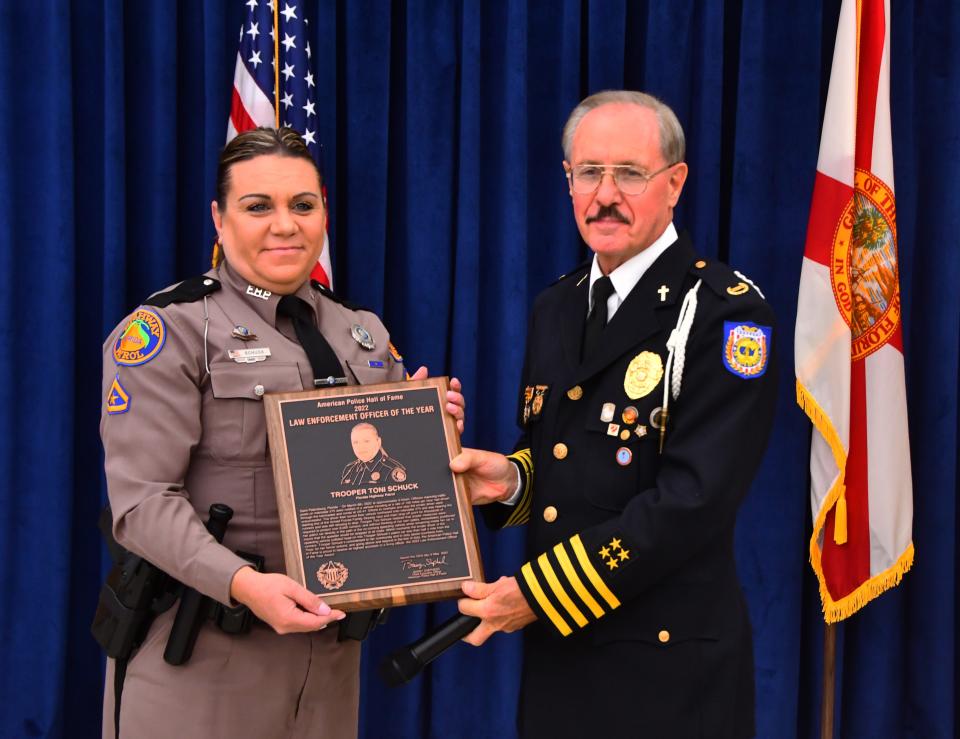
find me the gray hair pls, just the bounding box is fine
[561,90,685,165]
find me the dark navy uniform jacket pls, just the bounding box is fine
[484,233,777,739]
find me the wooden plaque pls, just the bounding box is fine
[264,377,483,611]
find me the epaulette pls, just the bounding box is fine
[551,260,591,287]
[310,280,367,312]
[143,276,221,307]
[689,258,766,302]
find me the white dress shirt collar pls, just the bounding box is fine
[587,221,678,319]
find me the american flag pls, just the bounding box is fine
[227,0,333,288]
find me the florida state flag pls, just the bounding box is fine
[795,0,913,622]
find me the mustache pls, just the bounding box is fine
[586,205,630,224]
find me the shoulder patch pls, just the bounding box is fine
[311,280,366,312]
[722,321,772,379]
[144,276,221,308]
[114,308,166,366]
[105,375,130,414]
[388,341,404,364]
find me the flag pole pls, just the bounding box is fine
[819,622,837,739]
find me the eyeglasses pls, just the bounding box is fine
[566,162,678,196]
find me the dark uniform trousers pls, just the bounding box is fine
[484,233,777,739]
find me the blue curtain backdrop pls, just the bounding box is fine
[0,0,957,737]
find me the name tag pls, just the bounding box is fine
[228,347,272,363]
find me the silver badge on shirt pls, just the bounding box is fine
[351,324,375,350]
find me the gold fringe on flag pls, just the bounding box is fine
[796,379,915,622]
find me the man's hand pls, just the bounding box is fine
[229,566,346,635]
[449,448,518,505]
[457,576,536,646]
[409,366,466,434]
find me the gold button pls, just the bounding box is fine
[566,385,583,400]
[694,260,707,269]
[543,506,558,523]
[553,443,568,460]
[620,429,630,441]
[658,630,670,643]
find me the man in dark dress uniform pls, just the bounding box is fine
[453,91,777,738]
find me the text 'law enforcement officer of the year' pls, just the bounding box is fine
[99,127,464,739]
[452,91,778,738]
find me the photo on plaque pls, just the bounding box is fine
[264,377,483,610]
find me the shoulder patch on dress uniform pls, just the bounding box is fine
[113,308,166,366]
[310,280,366,312]
[105,375,130,414]
[143,275,220,307]
[722,321,772,379]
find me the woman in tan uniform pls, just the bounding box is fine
[100,128,463,738]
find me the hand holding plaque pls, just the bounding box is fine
[264,377,483,611]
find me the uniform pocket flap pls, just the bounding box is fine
[209,360,304,400]
[346,360,390,386]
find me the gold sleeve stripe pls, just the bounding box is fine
[504,449,534,527]
[570,534,620,609]
[537,553,588,627]
[505,495,531,527]
[553,542,604,618]
[521,562,572,636]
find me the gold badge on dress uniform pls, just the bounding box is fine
[600,402,616,423]
[624,351,664,400]
[370,472,381,481]
[351,324,376,350]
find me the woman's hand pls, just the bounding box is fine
[409,366,466,434]
[229,566,345,635]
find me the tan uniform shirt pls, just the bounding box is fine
[100,261,405,738]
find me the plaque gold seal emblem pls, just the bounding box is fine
[624,351,663,400]
[316,560,349,590]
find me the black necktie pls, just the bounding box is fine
[276,295,346,386]
[581,275,615,360]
